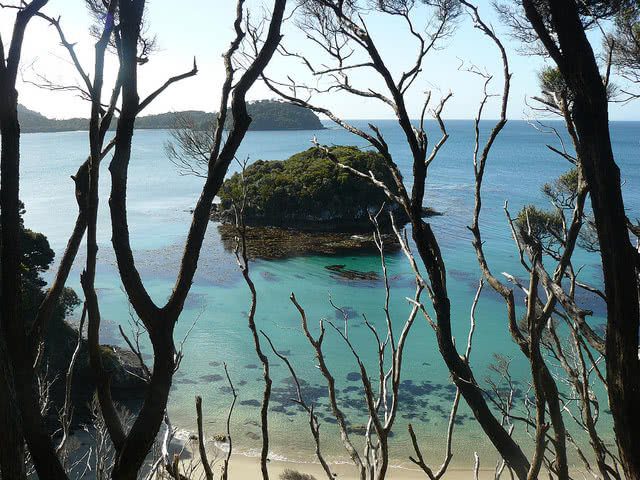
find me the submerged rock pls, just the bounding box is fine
[325,264,379,281]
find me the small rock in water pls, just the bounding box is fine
[326,264,346,271]
[325,264,379,281]
[212,433,228,442]
[260,271,278,282]
[175,378,197,385]
[346,372,361,382]
[334,306,358,320]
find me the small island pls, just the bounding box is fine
[18,99,324,133]
[212,146,437,259]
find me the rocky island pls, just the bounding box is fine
[212,146,440,259]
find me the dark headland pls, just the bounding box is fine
[17,99,325,133]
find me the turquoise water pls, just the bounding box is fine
[20,121,639,468]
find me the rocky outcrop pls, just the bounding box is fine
[217,224,401,259]
[45,321,147,427]
[212,146,442,259]
[214,146,409,232]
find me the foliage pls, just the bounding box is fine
[136,110,212,130]
[537,67,617,111]
[515,204,564,251]
[539,66,570,99]
[497,1,635,56]
[17,105,90,133]
[218,146,405,231]
[517,168,600,256]
[610,2,640,85]
[541,167,579,208]
[279,469,317,480]
[3,202,80,324]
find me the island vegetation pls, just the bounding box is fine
[210,146,423,258]
[216,146,406,231]
[17,99,324,133]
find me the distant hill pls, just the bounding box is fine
[18,105,89,133]
[225,99,325,131]
[17,100,324,133]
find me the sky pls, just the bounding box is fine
[1,0,637,121]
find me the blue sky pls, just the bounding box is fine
[2,0,637,120]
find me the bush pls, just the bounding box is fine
[279,469,318,480]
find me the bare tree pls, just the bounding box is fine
[100,0,287,477]
[228,156,274,480]
[258,1,543,477]
[255,213,430,480]
[1,0,287,478]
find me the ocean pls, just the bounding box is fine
[20,120,639,468]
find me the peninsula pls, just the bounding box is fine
[17,99,324,133]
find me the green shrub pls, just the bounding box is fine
[279,469,317,480]
[219,146,404,231]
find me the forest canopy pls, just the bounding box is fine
[217,146,405,231]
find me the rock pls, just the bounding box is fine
[46,333,147,429]
[212,433,228,442]
[217,224,400,260]
[422,206,442,217]
[325,264,379,281]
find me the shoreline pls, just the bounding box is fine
[219,453,494,479]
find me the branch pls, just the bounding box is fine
[195,396,213,480]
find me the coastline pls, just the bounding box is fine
[210,452,493,479]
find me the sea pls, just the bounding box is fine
[20,120,639,469]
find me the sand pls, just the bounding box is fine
[220,454,493,479]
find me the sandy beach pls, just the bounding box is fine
[221,454,493,479]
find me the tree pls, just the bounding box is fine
[609,2,640,101]
[0,0,288,478]
[0,3,52,479]
[518,1,640,478]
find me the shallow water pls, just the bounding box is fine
[21,120,639,467]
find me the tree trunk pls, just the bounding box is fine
[412,221,531,480]
[0,81,68,480]
[523,1,640,477]
[0,332,25,480]
[111,326,176,480]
